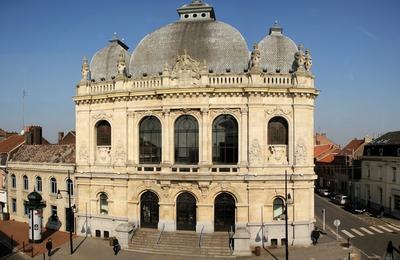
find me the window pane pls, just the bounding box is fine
[212,115,238,164]
[268,117,288,145]
[174,116,199,164]
[139,116,162,164]
[96,120,111,146]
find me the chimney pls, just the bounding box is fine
[24,126,42,145]
[58,132,64,144]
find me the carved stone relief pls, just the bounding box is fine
[249,139,261,165]
[265,106,292,117]
[92,111,113,121]
[171,51,201,85]
[114,141,125,165]
[295,140,307,165]
[96,146,111,164]
[266,145,288,165]
[79,143,88,162]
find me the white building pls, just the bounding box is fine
[73,0,318,253]
[357,131,400,219]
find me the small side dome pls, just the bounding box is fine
[258,22,298,74]
[90,33,131,81]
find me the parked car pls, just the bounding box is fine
[329,192,338,200]
[333,195,348,205]
[317,189,330,197]
[345,202,366,214]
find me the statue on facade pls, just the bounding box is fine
[304,49,312,71]
[171,50,201,80]
[250,43,261,73]
[81,56,90,82]
[117,51,127,77]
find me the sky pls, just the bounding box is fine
[0,0,399,145]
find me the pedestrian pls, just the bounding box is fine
[311,227,320,245]
[46,238,53,257]
[228,228,234,250]
[113,237,120,255]
[379,206,384,218]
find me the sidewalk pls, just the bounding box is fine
[2,219,357,260]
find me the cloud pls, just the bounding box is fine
[356,26,378,41]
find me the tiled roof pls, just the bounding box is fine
[318,148,341,163]
[314,144,333,158]
[314,133,337,146]
[369,131,400,145]
[0,135,25,153]
[10,144,75,163]
[59,131,76,145]
[338,139,365,156]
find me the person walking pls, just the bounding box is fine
[46,238,53,258]
[311,227,320,245]
[113,237,120,255]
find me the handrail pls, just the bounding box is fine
[198,226,204,248]
[157,223,165,244]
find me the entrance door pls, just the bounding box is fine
[214,193,235,231]
[140,191,159,228]
[65,208,74,232]
[176,192,196,231]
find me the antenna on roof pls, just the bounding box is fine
[22,89,27,131]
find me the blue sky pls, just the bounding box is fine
[0,0,399,145]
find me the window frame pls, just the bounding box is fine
[139,116,162,164]
[174,115,199,165]
[96,120,112,146]
[50,177,57,194]
[212,114,239,164]
[36,176,42,192]
[11,174,16,189]
[268,116,289,145]
[273,197,285,220]
[23,175,29,191]
[99,193,109,215]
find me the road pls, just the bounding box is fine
[315,194,400,259]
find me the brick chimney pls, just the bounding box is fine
[24,126,42,145]
[58,132,64,144]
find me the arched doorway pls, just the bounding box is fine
[176,192,196,231]
[140,191,159,228]
[214,193,236,231]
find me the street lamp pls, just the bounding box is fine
[56,170,74,255]
[284,170,293,260]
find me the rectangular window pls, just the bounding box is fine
[12,199,16,213]
[393,167,397,182]
[394,195,400,210]
[23,177,28,190]
[51,205,58,221]
[24,202,29,215]
[367,166,370,178]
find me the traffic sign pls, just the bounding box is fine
[333,219,341,227]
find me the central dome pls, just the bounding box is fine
[129,1,249,77]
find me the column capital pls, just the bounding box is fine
[201,107,209,114]
[162,108,170,116]
[240,107,249,114]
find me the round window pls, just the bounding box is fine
[193,13,197,18]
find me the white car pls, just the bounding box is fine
[334,195,348,205]
[317,189,330,197]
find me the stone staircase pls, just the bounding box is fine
[127,228,234,258]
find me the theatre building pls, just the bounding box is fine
[74,0,318,251]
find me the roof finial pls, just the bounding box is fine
[192,0,202,3]
[112,32,118,40]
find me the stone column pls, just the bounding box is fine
[127,113,134,165]
[200,108,210,167]
[132,114,139,165]
[162,109,171,166]
[239,107,248,167]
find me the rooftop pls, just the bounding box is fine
[0,135,25,154]
[10,144,75,163]
[369,131,400,145]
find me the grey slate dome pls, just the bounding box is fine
[129,1,249,77]
[258,22,298,74]
[90,34,131,81]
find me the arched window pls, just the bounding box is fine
[139,116,162,164]
[67,179,73,196]
[11,174,16,189]
[36,176,42,192]
[99,193,108,215]
[212,115,238,164]
[23,175,28,190]
[174,115,199,164]
[96,120,111,146]
[273,198,284,220]
[268,117,288,145]
[50,177,57,194]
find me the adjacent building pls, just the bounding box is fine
[314,133,340,189]
[357,131,400,218]
[74,0,318,250]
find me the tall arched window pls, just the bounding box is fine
[36,176,42,192]
[23,175,28,190]
[174,115,199,164]
[50,177,57,194]
[139,116,162,164]
[99,193,108,215]
[268,117,288,145]
[273,198,284,220]
[67,179,73,196]
[212,115,238,164]
[96,120,111,146]
[11,174,16,189]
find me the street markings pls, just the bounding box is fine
[387,224,400,232]
[377,225,392,232]
[351,228,365,236]
[360,227,373,235]
[341,229,355,238]
[368,226,384,233]
[340,224,398,238]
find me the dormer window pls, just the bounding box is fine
[379,148,384,156]
[177,1,216,21]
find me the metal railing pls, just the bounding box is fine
[198,226,204,248]
[157,223,165,244]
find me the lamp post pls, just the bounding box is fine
[284,170,292,260]
[56,170,74,255]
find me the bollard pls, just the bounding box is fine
[347,237,350,249]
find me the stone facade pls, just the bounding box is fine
[72,0,319,251]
